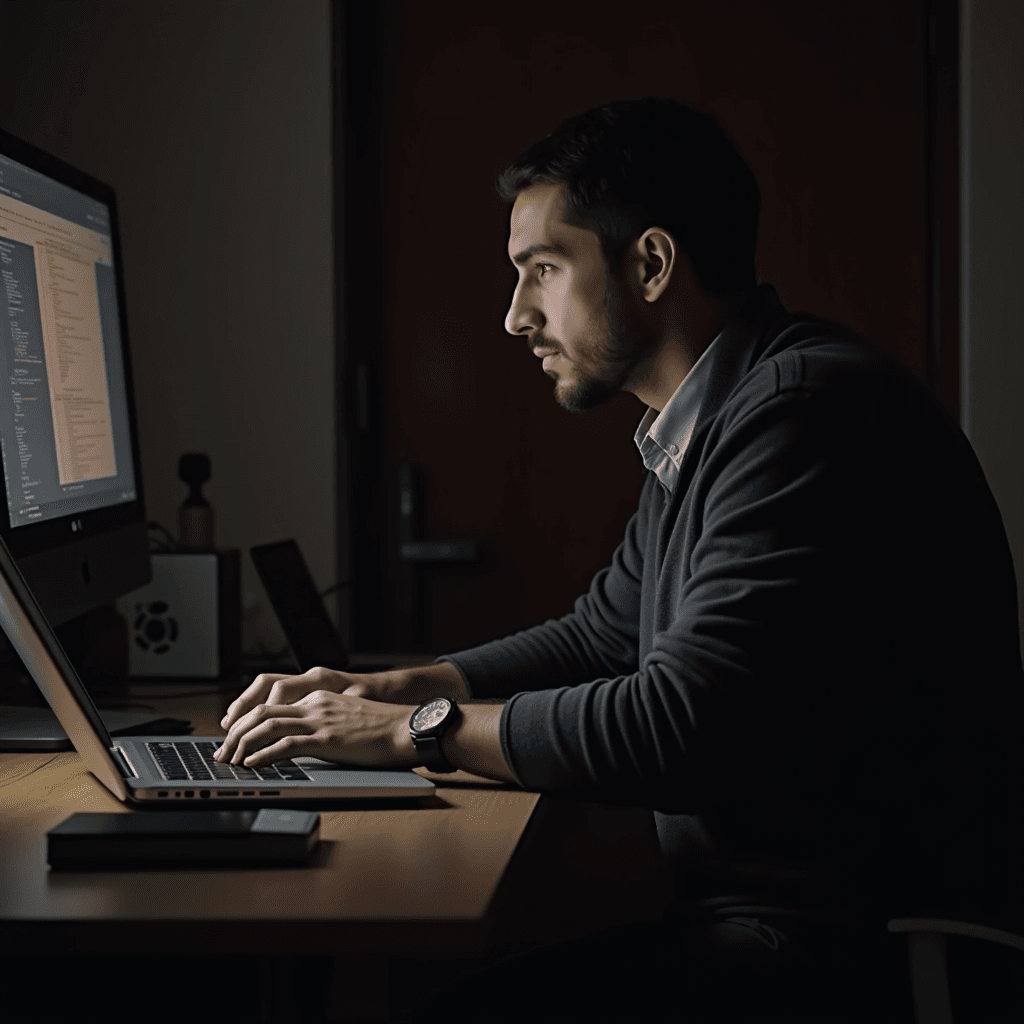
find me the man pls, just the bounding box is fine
[216,99,1021,1020]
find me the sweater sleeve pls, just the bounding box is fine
[435,481,650,698]
[489,376,842,812]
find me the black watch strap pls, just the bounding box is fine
[412,732,456,774]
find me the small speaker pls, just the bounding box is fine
[115,550,241,679]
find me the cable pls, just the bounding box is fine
[0,753,62,789]
[147,521,179,553]
[319,580,352,599]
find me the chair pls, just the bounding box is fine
[887,917,1024,1023]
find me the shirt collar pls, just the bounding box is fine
[633,331,721,494]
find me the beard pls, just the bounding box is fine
[550,265,649,414]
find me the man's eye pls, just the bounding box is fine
[537,263,553,277]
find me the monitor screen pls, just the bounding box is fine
[0,129,149,626]
[0,150,137,527]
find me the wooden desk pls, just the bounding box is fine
[0,684,672,1022]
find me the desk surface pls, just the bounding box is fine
[0,683,671,961]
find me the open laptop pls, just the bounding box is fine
[0,533,436,804]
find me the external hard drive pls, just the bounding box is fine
[47,809,319,868]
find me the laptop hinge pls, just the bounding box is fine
[111,746,138,779]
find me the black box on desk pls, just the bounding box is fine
[47,809,319,868]
[115,550,241,679]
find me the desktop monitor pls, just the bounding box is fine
[0,127,150,628]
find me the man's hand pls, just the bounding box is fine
[214,660,514,782]
[214,688,417,769]
[220,661,470,733]
[220,666,344,732]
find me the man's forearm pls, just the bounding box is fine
[347,660,471,704]
[443,702,515,783]
[393,660,472,702]
[391,700,516,784]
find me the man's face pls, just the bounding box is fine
[505,183,645,413]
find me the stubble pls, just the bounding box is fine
[556,263,645,414]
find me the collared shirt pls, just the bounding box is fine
[633,332,721,494]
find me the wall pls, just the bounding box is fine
[0,0,338,659]
[962,0,1024,658]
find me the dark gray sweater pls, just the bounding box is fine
[440,285,1022,932]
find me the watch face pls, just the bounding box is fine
[411,698,450,732]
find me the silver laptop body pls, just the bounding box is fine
[0,535,435,804]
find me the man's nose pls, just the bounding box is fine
[505,281,540,338]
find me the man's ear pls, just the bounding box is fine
[630,227,678,303]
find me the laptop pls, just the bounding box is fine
[0,533,436,804]
[250,539,394,674]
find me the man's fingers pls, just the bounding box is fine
[221,668,348,731]
[238,733,315,769]
[220,673,289,730]
[231,717,313,767]
[215,702,307,763]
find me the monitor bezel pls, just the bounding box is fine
[0,125,148,563]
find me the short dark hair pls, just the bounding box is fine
[497,98,760,298]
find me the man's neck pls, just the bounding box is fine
[630,300,730,412]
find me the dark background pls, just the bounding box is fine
[343,0,960,655]
[0,0,1006,670]
[0,2,1020,1016]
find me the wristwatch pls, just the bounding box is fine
[409,697,462,773]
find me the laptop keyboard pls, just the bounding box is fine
[146,741,313,783]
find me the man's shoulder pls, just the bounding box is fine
[758,310,901,385]
[694,304,971,479]
[729,308,938,419]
